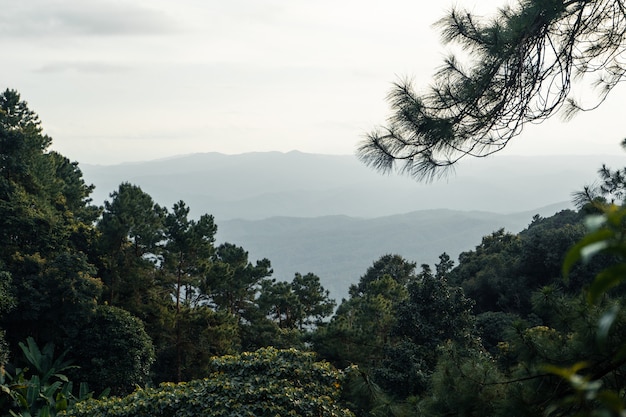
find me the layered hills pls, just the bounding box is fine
[80,151,624,299]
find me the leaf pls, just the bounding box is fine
[542,362,589,380]
[584,214,607,232]
[587,264,626,304]
[19,337,44,375]
[595,390,625,414]
[562,228,614,279]
[596,304,619,346]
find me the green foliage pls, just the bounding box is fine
[4,252,102,347]
[563,206,626,303]
[97,182,166,310]
[205,242,271,318]
[376,264,476,397]
[554,204,626,415]
[258,272,335,330]
[67,306,154,396]
[314,273,408,369]
[152,306,240,383]
[0,89,102,356]
[421,342,505,417]
[0,337,101,417]
[448,229,524,313]
[415,205,626,417]
[64,348,354,417]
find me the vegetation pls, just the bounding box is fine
[3,0,626,412]
[64,348,354,417]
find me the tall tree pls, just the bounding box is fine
[358,0,626,180]
[205,243,272,320]
[161,201,216,382]
[291,272,336,329]
[97,182,166,312]
[0,89,102,350]
[258,272,335,330]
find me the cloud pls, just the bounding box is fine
[0,0,178,38]
[34,61,131,74]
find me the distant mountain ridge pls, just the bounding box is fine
[81,151,624,222]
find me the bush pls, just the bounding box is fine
[64,347,354,417]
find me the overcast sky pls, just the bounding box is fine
[2,0,625,165]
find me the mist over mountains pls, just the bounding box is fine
[81,151,625,299]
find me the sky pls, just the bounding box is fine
[1,0,625,165]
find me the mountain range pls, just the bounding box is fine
[80,151,625,300]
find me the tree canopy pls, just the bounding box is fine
[358,0,626,181]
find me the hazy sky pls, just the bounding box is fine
[2,0,625,165]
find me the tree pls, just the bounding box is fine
[0,268,13,367]
[163,201,216,311]
[160,201,217,382]
[68,305,155,396]
[374,263,476,397]
[291,272,336,329]
[4,252,102,349]
[448,229,524,314]
[0,90,102,355]
[205,243,272,321]
[97,182,166,310]
[358,0,626,180]
[258,279,302,329]
[258,272,335,331]
[574,142,626,209]
[314,270,408,369]
[349,254,416,298]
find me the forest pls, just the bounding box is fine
[1,85,625,417]
[3,0,626,414]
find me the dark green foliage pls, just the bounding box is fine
[421,342,505,417]
[0,90,97,262]
[292,272,336,328]
[448,211,609,317]
[0,268,14,366]
[205,242,271,318]
[0,337,101,417]
[97,182,166,311]
[313,257,410,369]
[349,254,416,298]
[375,264,476,397]
[152,306,240,384]
[163,200,217,310]
[574,147,626,208]
[448,229,524,313]
[68,305,155,396]
[4,252,102,348]
[258,279,302,329]
[259,272,335,330]
[0,89,102,356]
[518,211,590,290]
[65,348,354,417]
[475,311,519,354]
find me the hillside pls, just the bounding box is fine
[215,204,570,300]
